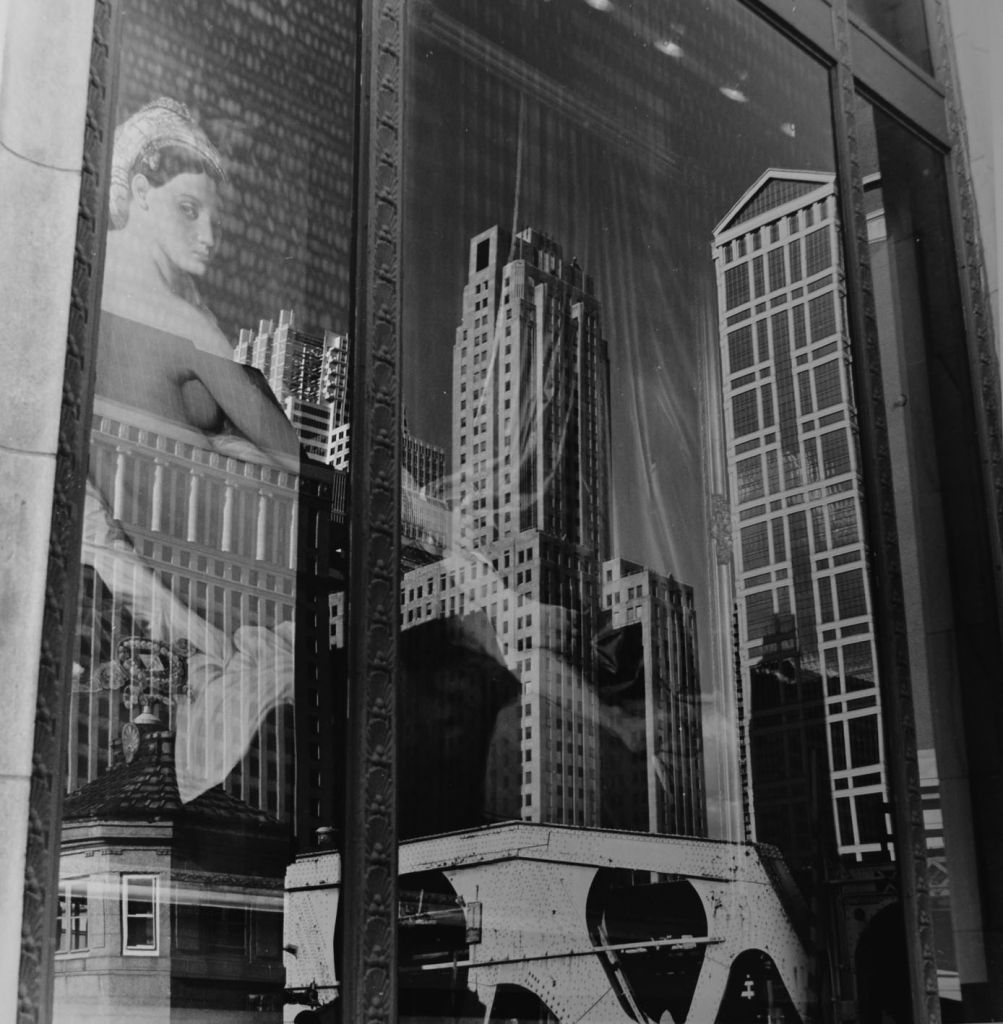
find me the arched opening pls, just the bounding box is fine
[488,984,559,1023]
[715,949,800,1023]
[586,867,708,1023]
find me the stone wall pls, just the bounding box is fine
[0,2,94,1019]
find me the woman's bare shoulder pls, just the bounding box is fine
[185,308,234,359]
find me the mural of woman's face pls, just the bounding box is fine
[134,170,221,278]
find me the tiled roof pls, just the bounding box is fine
[63,728,281,829]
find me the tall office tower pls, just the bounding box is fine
[598,559,705,837]
[234,309,350,462]
[401,410,449,567]
[452,227,610,555]
[322,328,351,422]
[712,171,892,873]
[402,409,447,494]
[400,227,706,836]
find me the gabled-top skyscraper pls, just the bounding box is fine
[712,170,891,869]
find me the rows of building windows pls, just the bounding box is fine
[714,174,889,861]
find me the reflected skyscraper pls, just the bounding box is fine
[400,227,705,836]
[235,309,351,463]
[712,170,893,871]
[237,310,449,564]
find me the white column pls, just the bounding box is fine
[151,460,164,532]
[221,484,234,552]
[187,472,201,544]
[0,0,96,1018]
[112,449,127,520]
[288,501,298,570]
[256,491,268,561]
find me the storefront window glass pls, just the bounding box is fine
[53,1,356,1020]
[847,0,932,72]
[44,2,1001,1023]
[362,1,907,1020]
[857,92,1003,1019]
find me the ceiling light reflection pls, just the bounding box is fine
[584,0,614,10]
[655,39,684,58]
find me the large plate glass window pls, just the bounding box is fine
[856,92,1003,1021]
[296,0,916,1021]
[53,1,357,1020]
[847,0,933,73]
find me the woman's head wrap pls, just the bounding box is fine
[109,98,225,229]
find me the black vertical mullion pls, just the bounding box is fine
[829,2,939,1023]
[341,2,404,1024]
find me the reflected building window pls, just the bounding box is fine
[55,881,89,955]
[122,874,159,955]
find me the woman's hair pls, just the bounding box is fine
[110,98,225,229]
[133,143,225,190]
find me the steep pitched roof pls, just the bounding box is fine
[714,169,834,239]
[63,728,280,829]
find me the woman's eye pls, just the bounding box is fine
[178,201,199,220]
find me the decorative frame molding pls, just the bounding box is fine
[829,2,940,1022]
[17,2,118,1021]
[926,0,1003,1012]
[340,2,404,1023]
[16,1,1002,1023]
[927,0,1003,643]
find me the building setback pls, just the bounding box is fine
[399,227,705,837]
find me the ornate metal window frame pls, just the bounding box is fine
[18,1,1000,1023]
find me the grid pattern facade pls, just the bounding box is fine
[713,172,890,862]
[69,412,322,822]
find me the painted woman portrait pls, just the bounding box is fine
[73,98,303,809]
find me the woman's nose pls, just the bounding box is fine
[197,212,215,248]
